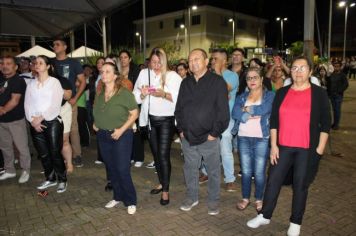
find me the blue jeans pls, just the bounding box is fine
[238,136,269,200]
[97,129,137,206]
[220,119,236,183]
[329,94,343,127]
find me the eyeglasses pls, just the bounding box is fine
[291,65,308,72]
[246,76,260,82]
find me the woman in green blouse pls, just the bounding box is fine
[93,62,139,215]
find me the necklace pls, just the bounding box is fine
[104,89,116,102]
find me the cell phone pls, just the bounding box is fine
[148,86,156,93]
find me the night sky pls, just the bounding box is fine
[23,0,356,54]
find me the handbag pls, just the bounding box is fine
[139,68,151,138]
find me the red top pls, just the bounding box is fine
[279,87,311,148]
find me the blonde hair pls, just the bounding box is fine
[149,47,168,88]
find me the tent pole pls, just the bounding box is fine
[143,0,146,60]
[70,30,75,57]
[84,23,87,63]
[30,36,36,47]
[102,16,107,57]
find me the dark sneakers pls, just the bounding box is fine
[73,156,83,167]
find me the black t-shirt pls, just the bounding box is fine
[0,74,26,122]
[56,76,72,106]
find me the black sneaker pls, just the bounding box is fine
[73,156,83,167]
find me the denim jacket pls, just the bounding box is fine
[231,89,275,138]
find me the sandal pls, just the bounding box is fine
[255,200,263,212]
[236,199,250,210]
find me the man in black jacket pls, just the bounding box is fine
[175,48,229,215]
[326,61,349,130]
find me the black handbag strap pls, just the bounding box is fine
[147,68,151,126]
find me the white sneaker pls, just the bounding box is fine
[146,161,155,169]
[180,200,199,211]
[57,182,67,193]
[18,171,30,183]
[287,223,301,236]
[105,200,120,208]
[0,172,16,180]
[134,161,143,167]
[127,205,136,215]
[94,160,103,164]
[37,180,57,190]
[247,214,270,228]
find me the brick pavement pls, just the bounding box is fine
[1,81,356,235]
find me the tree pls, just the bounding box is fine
[289,41,304,57]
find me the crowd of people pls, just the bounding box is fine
[1,39,353,235]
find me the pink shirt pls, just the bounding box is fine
[238,100,263,138]
[279,87,311,148]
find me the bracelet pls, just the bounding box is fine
[140,94,146,100]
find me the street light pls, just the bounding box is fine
[276,17,288,51]
[229,18,235,45]
[187,5,198,53]
[135,32,142,53]
[338,1,355,60]
[180,24,188,57]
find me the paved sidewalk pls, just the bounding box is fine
[1,81,356,235]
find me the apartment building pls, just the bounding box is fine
[134,5,268,59]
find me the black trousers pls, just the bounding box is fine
[0,149,3,168]
[31,119,67,182]
[77,106,90,147]
[262,146,311,225]
[148,115,174,192]
[131,130,144,162]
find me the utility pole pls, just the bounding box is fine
[303,0,315,65]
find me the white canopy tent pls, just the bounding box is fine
[68,46,102,58]
[16,45,55,58]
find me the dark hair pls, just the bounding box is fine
[53,37,67,45]
[291,56,313,71]
[119,49,132,59]
[246,67,264,78]
[36,55,54,76]
[190,48,208,59]
[2,55,17,65]
[21,57,31,63]
[249,58,264,68]
[96,56,105,64]
[82,64,92,70]
[212,48,228,60]
[231,48,245,57]
[176,62,188,70]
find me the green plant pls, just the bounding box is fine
[288,41,304,56]
[210,42,239,54]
